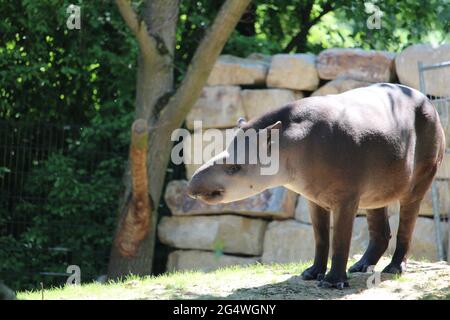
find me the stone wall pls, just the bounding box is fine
[158,44,450,272]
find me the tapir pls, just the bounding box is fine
[187,83,445,289]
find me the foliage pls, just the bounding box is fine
[0,0,137,123]
[0,107,133,291]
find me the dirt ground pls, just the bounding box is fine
[180,257,450,300]
[19,256,450,300]
[224,260,450,300]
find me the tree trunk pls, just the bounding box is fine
[108,0,251,279]
[108,0,178,278]
[115,119,151,258]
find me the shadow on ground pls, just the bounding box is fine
[194,272,397,300]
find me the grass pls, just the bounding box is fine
[17,257,450,300]
[18,261,310,300]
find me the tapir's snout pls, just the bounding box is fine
[187,173,225,204]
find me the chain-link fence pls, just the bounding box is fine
[0,120,126,291]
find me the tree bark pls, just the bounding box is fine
[115,119,151,257]
[108,0,251,279]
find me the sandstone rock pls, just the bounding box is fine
[436,100,450,148]
[294,196,399,225]
[437,153,450,179]
[356,202,400,217]
[186,86,245,130]
[294,196,310,224]
[158,215,267,256]
[349,215,450,261]
[0,282,16,300]
[182,129,229,179]
[262,220,315,263]
[316,48,396,82]
[246,53,272,64]
[395,44,450,97]
[207,55,269,86]
[241,89,303,120]
[419,180,450,216]
[387,215,449,261]
[349,217,370,257]
[166,250,259,272]
[267,54,319,91]
[311,78,372,96]
[165,180,296,219]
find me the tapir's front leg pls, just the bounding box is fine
[320,198,358,289]
[301,200,330,280]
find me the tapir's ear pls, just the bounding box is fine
[237,117,247,128]
[266,121,282,131]
[264,121,282,153]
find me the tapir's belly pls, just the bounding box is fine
[285,138,415,211]
[287,168,412,211]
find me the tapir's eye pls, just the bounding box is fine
[225,165,241,175]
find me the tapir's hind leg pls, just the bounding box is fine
[383,163,438,274]
[382,199,422,274]
[348,207,391,273]
[301,201,330,281]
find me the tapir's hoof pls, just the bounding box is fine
[348,261,371,273]
[382,263,405,274]
[318,280,349,290]
[301,266,326,281]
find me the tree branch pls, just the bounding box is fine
[115,0,158,57]
[309,1,334,26]
[158,0,252,128]
[283,0,335,53]
[144,0,252,222]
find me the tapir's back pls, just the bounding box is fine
[283,83,444,209]
[295,83,427,136]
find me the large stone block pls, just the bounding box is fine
[294,196,399,225]
[166,250,259,272]
[294,196,310,224]
[348,215,449,262]
[241,89,303,120]
[186,86,245,130]
[349,217,370,257]
[207,55,269,86]
[158,215,267,256]
[387,215,449,261]
[316,48,396,82]
[246,53,272,64]
[262,220,315,263]
[438,101,450,148]
[436,153,450,179]
[419,180,450,217]
[266,54,319,91]
[165,180,296,220]
[311,78,372,96]
[395,44,450,97]
[182,129,229,179]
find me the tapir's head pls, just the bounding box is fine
[187,118,284,204]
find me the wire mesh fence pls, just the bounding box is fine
[418,60,450,262]
[0,120,127,291]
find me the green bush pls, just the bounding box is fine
[0,108,132,291]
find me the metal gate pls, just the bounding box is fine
[418,60,450,262]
